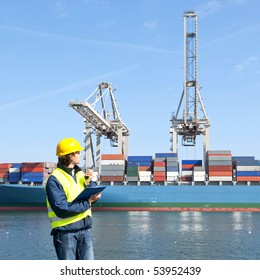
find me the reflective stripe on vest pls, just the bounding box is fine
[46,168,92,229]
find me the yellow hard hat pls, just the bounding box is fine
[56,138,84,156]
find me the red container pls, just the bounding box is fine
[153,176,166,182]
[208,166,232,172]
[181,176,192,182]
[207,153,232,157]
[100,176,124,182]
[22,162,45,168]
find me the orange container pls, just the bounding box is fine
[182,164,201,169]
[153,162,165,167]
[236,176,260,182]
[139,166,151,171]
[21,167,45,172]
[208,171,233,176]
[101,154,125,160]
[153,171,165,176]
[0,163,12,169]
[0,172,8,178]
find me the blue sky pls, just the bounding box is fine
[1,0,260,164]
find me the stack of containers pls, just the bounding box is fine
[100,154,125,182]
[193,166,206,182]
[0,163,12,183]
[207,150,233,182]
[139,170,152,182]
[181,160,202,182]
[153,153,167,182]
[127,156,152,182]
[9,163,22,183]
[165,153,179,182]
[21,162,56,184]
[126,161,138,181]
[233,156,260,182]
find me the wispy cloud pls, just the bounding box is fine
[55,1,70,18]
[197,0,248,18]
[234,56,258,73]
[0,66,137,111]
[97,19,117,29]
[197,0,223,18]
[227,0,248,3]
[201,22,260,48]
[0,24,176,54]
[144,20,159,31]
[54,0,111,18]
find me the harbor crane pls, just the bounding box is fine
[69,82,130,170]
[170,11,210,162]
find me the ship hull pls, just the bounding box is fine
[93,185,260,212]
[1,183,260,212]
[0,184,46,211]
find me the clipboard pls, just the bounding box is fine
[74,186,106,201]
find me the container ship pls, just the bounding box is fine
[2,11,259,212]
[1,151,260,212]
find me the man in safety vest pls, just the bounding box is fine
[45,137,101,260]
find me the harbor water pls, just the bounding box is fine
[0,211,259,260]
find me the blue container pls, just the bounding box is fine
[12,163,23,168]
[182,160,202,165]
[232,156,255,161]
[127,156,153,162]
[236,171,260,176]
[9,172,21,183]
[155,153,177,158]
[128,161,152,166]
[139,161,152,166]
[166,166,179,172]
[9,173,21,179]
[21,172,45,183]
[235,160,260,166]
[127,162,139,167]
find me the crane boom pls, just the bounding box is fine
[70,82,129,169]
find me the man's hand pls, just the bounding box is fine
[88,192,102,203]
[85,169,94,184]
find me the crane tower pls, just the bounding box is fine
[170,11,210,162]
[69,82,129,170]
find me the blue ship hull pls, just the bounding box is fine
[1,184,260,211]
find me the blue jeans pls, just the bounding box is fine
[53,229,94,260]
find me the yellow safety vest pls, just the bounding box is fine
[46,168,92,229]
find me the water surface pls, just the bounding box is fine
[0,211,259,260]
